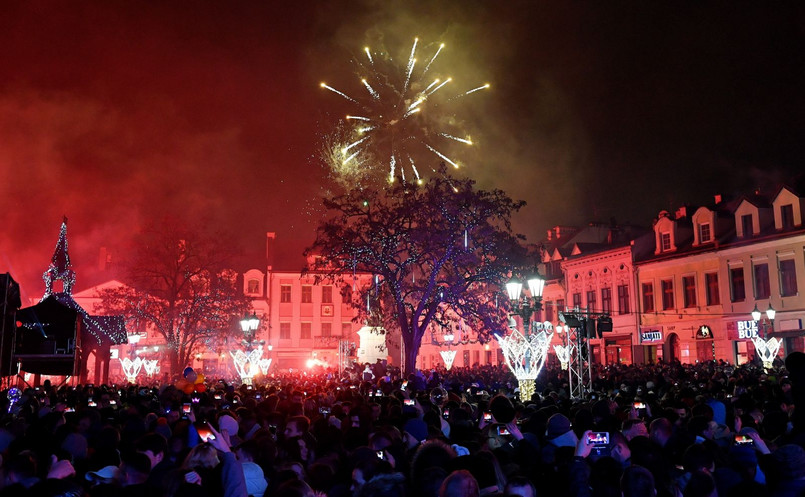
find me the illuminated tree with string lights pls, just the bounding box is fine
[305,166,527,376]
[98,220,251,376]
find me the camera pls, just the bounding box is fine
[182,403,192,415]
[734,434,754,446]
[319,406,331,415]
[483,411,493,421]
[376,450,385,460]
[404,399,416,406]
[496,425,511,436]
[442,408,450,419]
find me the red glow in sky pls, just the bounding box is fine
[1,2,803,298]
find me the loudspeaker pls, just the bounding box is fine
[585,318,596,339]
[597,317,613,338]
[0,274,21,377]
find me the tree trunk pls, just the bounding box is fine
[168,347,181,378]
[403,329,423,377]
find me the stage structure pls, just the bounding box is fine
[559,307,612,400]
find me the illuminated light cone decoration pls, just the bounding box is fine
[119,357,145,383]
[499,272,550,401]
[496,322,553,401]
[752,336,780,370]
[440,350,457,370]
[143,359,159,376]
[752,304,778,370]
[230,346,264,385]
[553,344,570,370]
[258,358,272,375]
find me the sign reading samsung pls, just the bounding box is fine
[641,330,662,343]
[736,320,760,340]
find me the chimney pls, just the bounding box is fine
[266,232,276,270]
[714,194,722,205]
[675,206,688,219]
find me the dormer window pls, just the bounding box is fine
[699,223,711,243]
[741,214,753,237]
[781,204,794,230]
[660,232,672,251]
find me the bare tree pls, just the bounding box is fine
[305,168,527,375]
[98,219,250,376]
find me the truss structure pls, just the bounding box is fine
[567,323,592,400]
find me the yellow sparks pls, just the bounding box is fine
[463,83,491,96]
[346,115,370,121]
[320,83,356,102]
[426,77,451,96]
[423,43,444,74]
[425,144,460,169]
[441,133,473,145]
[364,47,373,64]
[362,78,380,99]
[342,136,368,154]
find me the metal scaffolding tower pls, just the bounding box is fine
[567,320,592,400]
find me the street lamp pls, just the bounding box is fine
[231,313,265,385]
[751,303,779,370]
[440,329,457,370]
[497,270,553,401]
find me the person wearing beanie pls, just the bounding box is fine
[541,413,577,465]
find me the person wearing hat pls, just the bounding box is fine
[541,413,577,465]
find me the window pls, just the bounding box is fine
[730,267,745,302]
[280,285,292,303]
[617,284,630,315]
[300,322,312,339]
[321,323,331,337]
[642,283,655,313]
[544,301,554,323]
[280,322,291,339]
[556,299,565,314]
[342,323,352,336]
[322,286,333,303]
[247,279,260,294]
[601,287,612,314]
[683,276,697,308]
[661,279,674,310]
[301,285,313,303]
[586,290,597,311]
[705,273,720,306]
[741,214,753,237]
[781,204,795,229]
[780,259,798,297]
[754,263,770,300]
[572,293,582,309]
[660,232,672,251]
[699,223,712,243]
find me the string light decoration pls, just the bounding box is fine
[496,321,553,401]
[258,358,272,376]
[119,357,144,383]
[553,344,570,370]
[752,336,780,370]
[43,217,76,297]
[143,359,159,376]
[230,346,264,385]
[439,349,457,370]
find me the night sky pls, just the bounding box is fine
[1,1,804,300]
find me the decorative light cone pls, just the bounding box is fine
[120,357,144,384]
[143,359,159,376]
[752,336,781,370]
[496,321,553,401]
[258,357,272,375]
[440,350,457,370]
[553,344,569,370]
[230,346,264,385]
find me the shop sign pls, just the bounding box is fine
[695,325,712,339]
[640,330,663,343]
[727,320,760,340]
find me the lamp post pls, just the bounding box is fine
[231,313,265,385]
[120,333,143,384]
[751,304,779,370]
[497,270,552,401]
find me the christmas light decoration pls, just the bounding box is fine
[496,321,553,401]
[440,349,457,370]
[119,357,145,383]
[143,359,159,376]
[752,336,780,370]
[230,346,264,385]
[553,344,570,370]
[258,358,272,375]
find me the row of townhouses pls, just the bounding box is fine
[66,184,805,382]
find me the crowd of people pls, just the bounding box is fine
[1,353,805,497]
